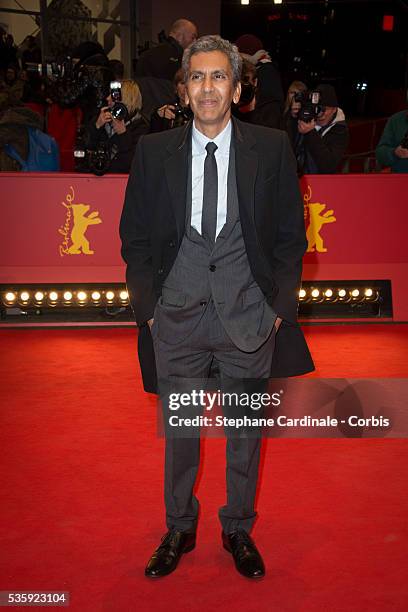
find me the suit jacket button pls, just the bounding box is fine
[169,241,175,247]
[209,264,216,272]
[200,300,207,306]
[158,268,164,275]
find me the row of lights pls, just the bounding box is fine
[299,287,378,302]
[1,286,379,308]
[2,289,129,307]
[241,0,282,4]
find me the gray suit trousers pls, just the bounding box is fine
[151,299,276,534]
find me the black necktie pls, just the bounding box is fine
[202,141,218,246]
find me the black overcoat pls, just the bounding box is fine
[120,117,315,393]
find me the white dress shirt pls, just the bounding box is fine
[191,120,231,238]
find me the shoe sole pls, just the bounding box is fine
[145,542,196,578]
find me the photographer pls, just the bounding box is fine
[376,109,408,173]
[149,68,192,132]
[85,79,148,173]
[135,19,198,81]
[294,84,349,174]
[232,59,281,129]
[280,80,308,148]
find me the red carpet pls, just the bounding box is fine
[0,324,407,611]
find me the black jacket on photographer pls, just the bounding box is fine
[86,111,149,173]
[233,93,281,130]
[135,36,183,82]
[295,107,348,174]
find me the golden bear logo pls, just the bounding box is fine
[67,204,102,254]
[59,187,102,256]
[303,186,336,253]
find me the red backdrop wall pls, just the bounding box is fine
[1,173,407,320]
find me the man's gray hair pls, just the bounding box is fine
[182,35,242,86]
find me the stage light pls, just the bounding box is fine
[77,291,87,302]
[5,292,16,303]
[0,280,390,320]
[241,0,249,5]
[273,0,283,4]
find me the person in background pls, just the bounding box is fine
[294,83,349,174]
[283,80,308,117]
[0,103,45,171]
[233,58,281,129]
[0,31,18,73]
[376,108,408,173]
[86,79,149,173]
[150,68,192,132]
[109,60,125,81]
[235,34,284,112]
[280,80,308,150]
[20,35,42,69]
[0,64,24,108]
[135,19,198,81]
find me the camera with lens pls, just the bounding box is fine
[73,127,112,176]
[172,100,191,128]
[25,58,74,81]
[109,81,128,121]
[294,90,324,122]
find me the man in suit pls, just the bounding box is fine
[120,35,314,579]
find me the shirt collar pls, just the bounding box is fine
[192,119,231,156]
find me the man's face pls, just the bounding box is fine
[185,51,241,136]
[316,105,337,126]
[180,24,198,49]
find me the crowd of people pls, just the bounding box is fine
[0,20,406,174]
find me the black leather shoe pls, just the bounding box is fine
[145,529,196,577]
[222,530,265,579]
